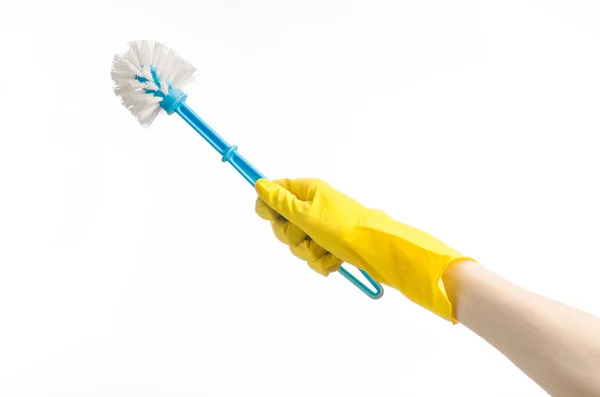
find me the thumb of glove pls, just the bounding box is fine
[255,179,311,225]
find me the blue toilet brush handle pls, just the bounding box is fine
[176,103,265,185]
[175,101,383,299]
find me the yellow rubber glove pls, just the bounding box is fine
[255,178,474,322]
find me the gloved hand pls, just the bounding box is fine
[255,178,473,322]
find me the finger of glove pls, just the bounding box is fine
[255,179,310,224]
[255,197,279,221]
[271,218,308,246]
[307,253,343,276]
[290,239,327,262]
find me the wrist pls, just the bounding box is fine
[442,260,491,322]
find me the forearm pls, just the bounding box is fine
[442,260,600,397]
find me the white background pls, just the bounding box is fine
[1,1,599,396]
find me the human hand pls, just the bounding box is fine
[255,178,472,321]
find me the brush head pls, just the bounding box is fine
[111,41,197,127]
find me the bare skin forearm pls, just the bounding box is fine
[442,261,600,397]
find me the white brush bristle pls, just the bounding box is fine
[111,41,196,127]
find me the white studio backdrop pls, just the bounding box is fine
[1,1,599,396]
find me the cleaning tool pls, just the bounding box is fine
[111,40,383,299]
[256,178,474,322]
